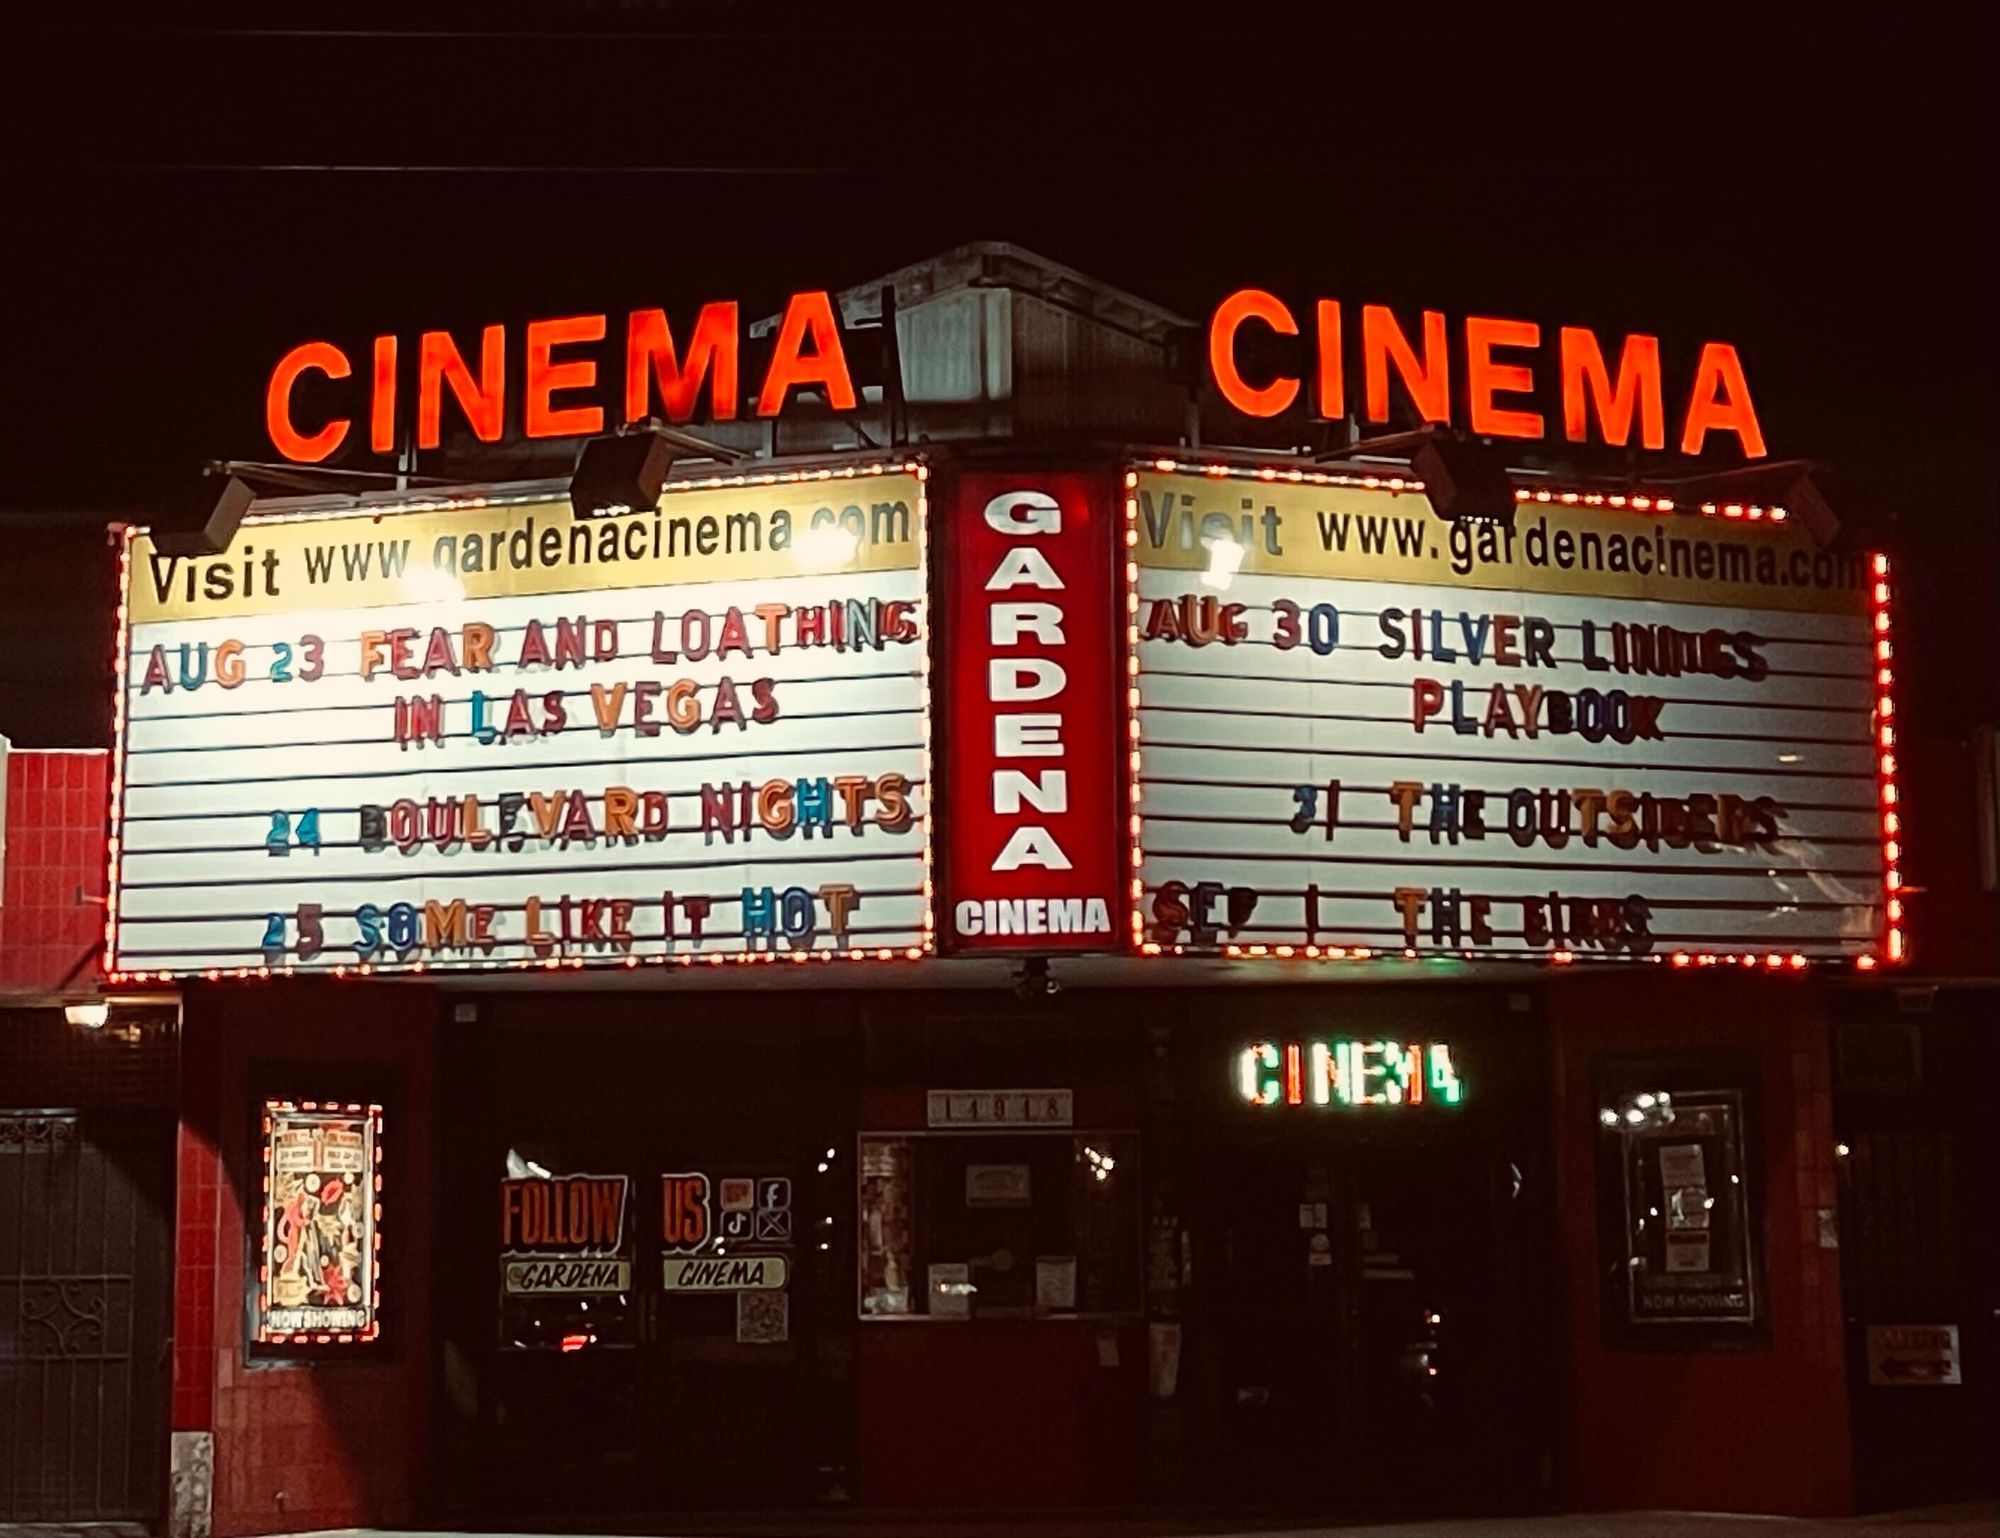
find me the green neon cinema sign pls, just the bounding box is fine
[1237,1040,1464,1109]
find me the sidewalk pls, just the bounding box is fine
[242,1507,2000,1538]
[3,1516,1994,1538]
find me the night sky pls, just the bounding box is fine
[5,19,1994,746]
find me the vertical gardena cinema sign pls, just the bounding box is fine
[941,470,1123,951]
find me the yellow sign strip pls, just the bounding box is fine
[130,470,924,624]
[1131,471,1868,617]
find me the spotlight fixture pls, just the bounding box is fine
[1597,1089,1676,1131]
[64,1001,109,1030]
[150,473,257,557]
[1781,472,1840,549]
[1413,436,1515,526]
[568,425,679,522]
[567,421,744,522]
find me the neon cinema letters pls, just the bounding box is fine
[1207,289,1766,458]
[1238,1040,1465,1109]
[264,291,859,463]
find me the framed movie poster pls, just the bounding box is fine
[1595,1059,1765,1345]
[256,1100,383,1344]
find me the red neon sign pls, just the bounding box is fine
[940,469,1123,952]
[265,290,858,463]
[1208,289,1766,458]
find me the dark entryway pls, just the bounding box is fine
[1835,995,2000,1510]
[1198,1134,1548,1508]
[0,1004,177,1525]
[1170,997,1556,1513]
[433,994,856,1519]
[0,1107,174,1522]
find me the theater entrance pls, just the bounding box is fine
[434,996,857,1518]
[1180,1018,1555,1511]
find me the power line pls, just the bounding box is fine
[113,28,856,41]
[97,163,894,175]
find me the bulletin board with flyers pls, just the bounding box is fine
[857,1128,1142,1321]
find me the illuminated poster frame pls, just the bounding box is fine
[255,1099,384,1345]
[1614,1088,1757,1328]
[1593,1059,1768,1346]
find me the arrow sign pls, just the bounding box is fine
[1867,1324,1961,1387]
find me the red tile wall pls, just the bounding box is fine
[0,748,110,991]
[172,979,439,1537]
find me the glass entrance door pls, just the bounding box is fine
[440,1003,847,1519]
[1200,1133,1547,1510]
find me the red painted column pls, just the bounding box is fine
[1548,973,1852,1516]
[170,980,438,1536]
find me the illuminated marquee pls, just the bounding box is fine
[1238,1040,1464,1108]
[1127,461,1899,966]
[107,462,932,978]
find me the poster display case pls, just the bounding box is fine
[1595,1066,1765,1343]
[255,1100,383,1346]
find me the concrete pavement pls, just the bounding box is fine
[232,1505,2000,1538]
[4,1513,1995,1538]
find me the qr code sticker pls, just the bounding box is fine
[736,1288,789,1345]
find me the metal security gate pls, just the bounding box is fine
[1,1108,172,1521]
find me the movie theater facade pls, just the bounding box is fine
[98,248,1900,1531]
